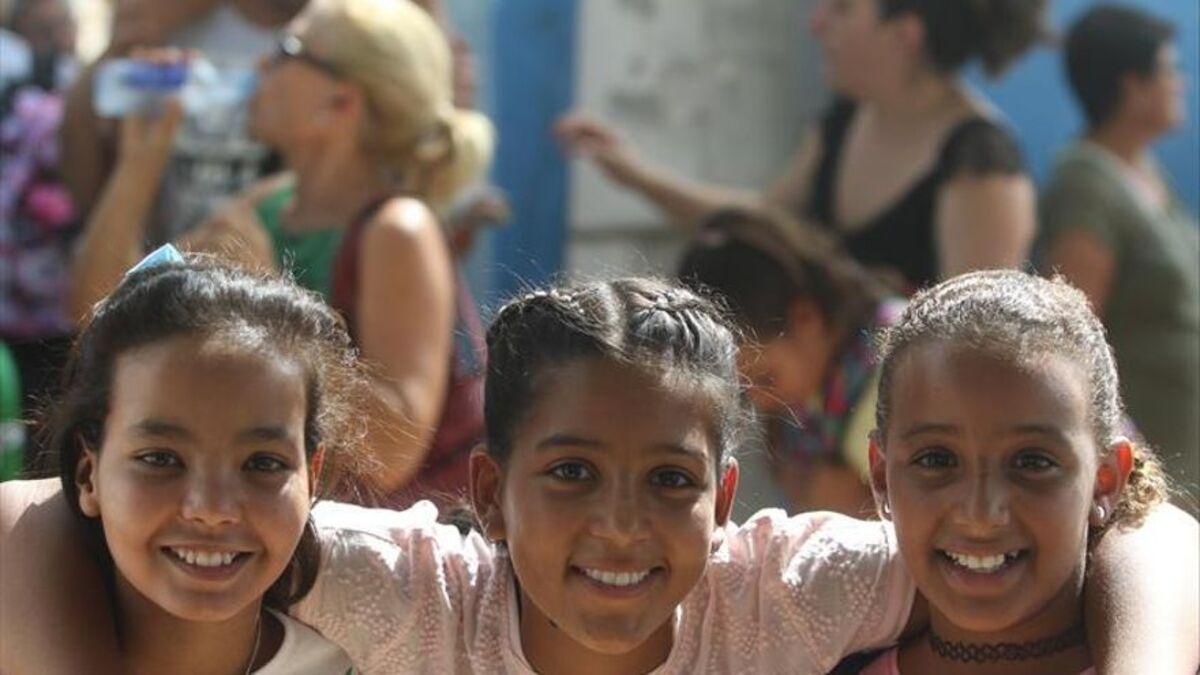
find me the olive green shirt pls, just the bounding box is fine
[1041,142,1200,493]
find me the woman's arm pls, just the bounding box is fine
[352,199,456,491]
[935,171,1037,279]
[68,101,183,321]
[1086,503,1200,674]
[554,113,771,230]
[0,480,123,675]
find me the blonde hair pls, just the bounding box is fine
[299,0,494,210]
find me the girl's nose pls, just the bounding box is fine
[957,470,1011,531]
[591,478,651,544]
[180,472,241,527]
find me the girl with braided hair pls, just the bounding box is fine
[2,275,1197,673]
[858,270,1183,674]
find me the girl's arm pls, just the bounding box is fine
[0,480,122,675]
[352,199,456,491]
[1086,503,1199,674]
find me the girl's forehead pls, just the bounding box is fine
[886,342,1094,437]
[515,359,725,463]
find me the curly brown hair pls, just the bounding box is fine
[879,0,1049,77]
[875,270,1168,531]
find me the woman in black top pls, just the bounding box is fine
[558,0,1043,291]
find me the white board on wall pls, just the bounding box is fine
[569,0,828,233]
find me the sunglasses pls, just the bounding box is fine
[270,34,343,78]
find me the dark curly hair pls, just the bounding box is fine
[880,0,1049,77]
[484,277,748,472]
[875,270,1168,531]
[46,256,368,609]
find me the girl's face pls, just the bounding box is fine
[872,342,1119,636]
[474,358,737,660]
[737,300,834,414]
[809,0,911,97]
[77,335,313,623]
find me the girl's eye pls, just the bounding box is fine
[912,448,956,470]
[649,468,697,490]
[135,450,181,469]
[245,454,290,473]
[548,462,593,482]
[1013,451,1058,472]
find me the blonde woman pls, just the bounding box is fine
[69,0,495,500]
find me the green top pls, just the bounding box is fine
[256,185,345,302]
[1040,141,1200,491]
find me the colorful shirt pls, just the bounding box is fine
[773,299,905,481]
[294,501,915,674]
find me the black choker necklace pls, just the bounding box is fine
[928,623,1086,663]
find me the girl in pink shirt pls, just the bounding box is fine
[0,275,1197,673]
[859,271,1173,675]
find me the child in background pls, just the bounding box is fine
[2,276,1198,673]
[861,271,1174,674]
[679,208,903,515]
[48,253,358,673]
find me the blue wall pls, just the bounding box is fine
[970,0,1200,212]
[488,0,578,304]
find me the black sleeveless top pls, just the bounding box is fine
[806,99,1026,291]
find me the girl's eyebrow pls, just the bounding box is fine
[535,434,709,461]
[129,419,295,445]
[130,418,193,440]
[900,422,958,440]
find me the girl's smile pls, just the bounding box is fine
[876,341,1098,638]
[77,334,313,624]
[473,356,738,668]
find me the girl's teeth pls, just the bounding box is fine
[170,548,238,567]
[581,568,652,587]
[945,551,1019,573]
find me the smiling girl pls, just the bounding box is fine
[860,270,1184,674]
[2,276,1198,673]
[36,254,360,673]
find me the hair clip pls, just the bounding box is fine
[125,244,184,277]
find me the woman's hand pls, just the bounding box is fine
[554,113,644,186]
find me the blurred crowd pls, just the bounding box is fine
[1,0,1196,514]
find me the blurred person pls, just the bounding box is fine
[0,0,78,472]
[558,0,1044,291]
[2,0,76,99]
[59,0,306,242]
[68,0,494,505]
[1039,5,1199,502]
[679,208,902,516]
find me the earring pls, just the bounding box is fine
[1091,504,1107,525]
[880,501,892,518]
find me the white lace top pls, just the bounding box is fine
[294,501,914,674]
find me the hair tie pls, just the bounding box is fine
[125,244,183,277]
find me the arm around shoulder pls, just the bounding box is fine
[0,480,123,674]
[1085,503,1199,674]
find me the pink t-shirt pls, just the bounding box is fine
[860,646,1098,674]
[294,501,915,674]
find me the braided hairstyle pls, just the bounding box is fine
[484,278,747,472]
[875,270,1168,530]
